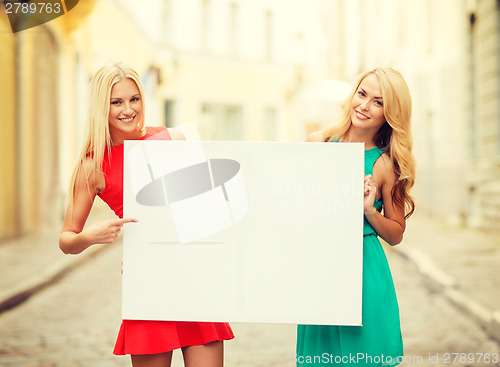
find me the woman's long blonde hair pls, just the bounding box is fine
[67,62,146,208]
[323,67,416,218]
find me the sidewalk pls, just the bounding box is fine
[1,209,499,344]
[391,211,500,344]
[0,204,114,313]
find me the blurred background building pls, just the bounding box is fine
[0,0,499,240]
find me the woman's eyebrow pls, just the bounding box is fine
[359,87,383,100]
[111,94,140,99]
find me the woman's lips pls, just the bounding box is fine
[355,111,369,120]
[119,116,135,123]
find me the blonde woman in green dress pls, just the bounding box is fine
[297,68,416,366]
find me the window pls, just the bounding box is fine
[229,2,238,57]
[201,104,244,140]
[161,0,173,44]
[164,100,175,128]
[264,10,273,61]
[468,11,477,160]
[201,0,210,52]
[263,107,278,141]
[497,2,500,155]
[223,106,243,140]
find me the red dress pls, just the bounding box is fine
[98,126,234,355]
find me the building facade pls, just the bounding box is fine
[2,0,497,241]
[0,8,18,239]
[467,0,500,230]
[320,0,500,231]
[0,0,155,239]
[117,0,328,142]
[0,0,327,240]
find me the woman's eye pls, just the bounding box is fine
[131,97,140,102]
[111,101,121,105]
[357,91,365,97]
[374,101,383,107]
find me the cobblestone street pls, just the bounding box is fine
[0,241,498,367]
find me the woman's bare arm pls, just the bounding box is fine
[59,157,136,254]
[364,154,406,246]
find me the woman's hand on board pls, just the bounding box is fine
[363,174,378,214]
[81,218,138,245]
[60,217,137,254]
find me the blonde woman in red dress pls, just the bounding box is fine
[59,62,234,367]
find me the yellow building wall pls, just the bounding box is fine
[0,11,19,239]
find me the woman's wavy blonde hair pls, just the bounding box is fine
[323,67,416,218]
[67,62,145,208]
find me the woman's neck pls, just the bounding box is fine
[110,127,146,146]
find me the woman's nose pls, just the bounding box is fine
[360,100,370,110]
[122,102,133,115]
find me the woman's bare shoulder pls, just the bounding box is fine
[374,152,397,183]
[305,131,325,142]
[168,128,186,141]
[80,156,96,176]
[77,156,104,193]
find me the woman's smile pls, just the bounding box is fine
[118,115,136,123]
[355,110,370,120]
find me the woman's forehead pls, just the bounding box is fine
[359,74,382,95]
[111,78,139,98]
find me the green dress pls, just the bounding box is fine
[296,145,403,367]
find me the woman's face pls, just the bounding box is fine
[108,78,143,141]
[350,73,386,133]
